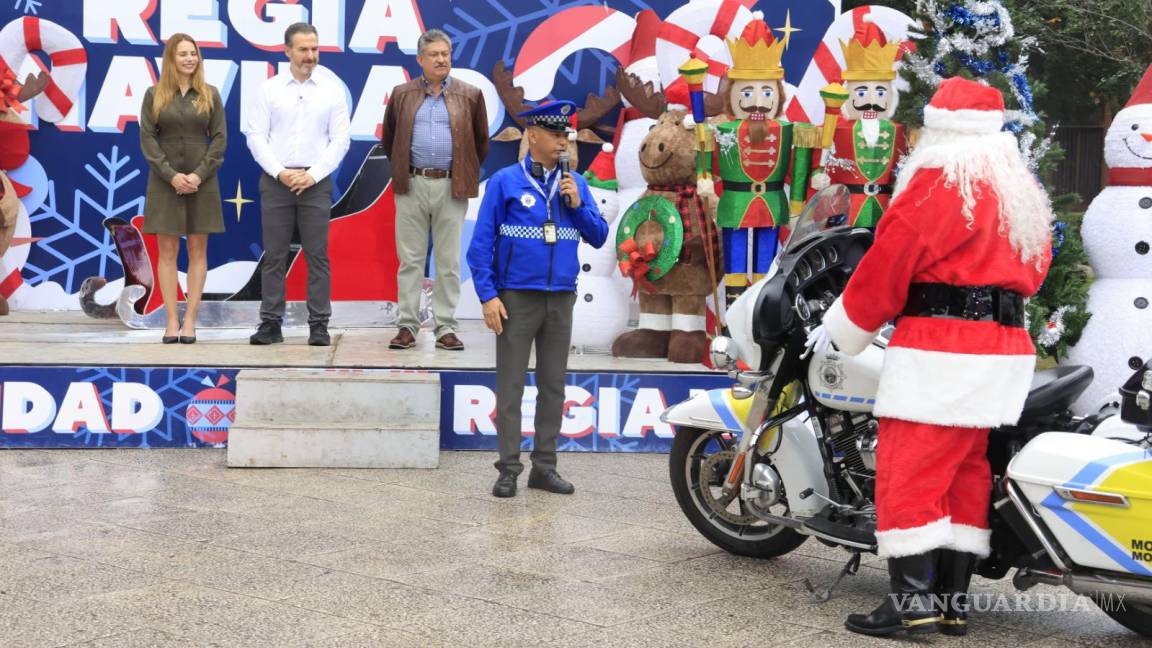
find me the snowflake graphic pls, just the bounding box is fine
[444,0,653,92]
[14,0,41,15]
[23,146,144,293]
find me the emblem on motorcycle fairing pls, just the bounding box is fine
[819,358,846,390]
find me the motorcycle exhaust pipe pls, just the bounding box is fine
[1017,566,1152,605]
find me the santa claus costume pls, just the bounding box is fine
[815,77,1054,636]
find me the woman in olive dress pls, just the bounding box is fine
[139,33,226,343]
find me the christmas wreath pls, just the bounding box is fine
[616,195,684,282]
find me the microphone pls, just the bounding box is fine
[558,150,572,207]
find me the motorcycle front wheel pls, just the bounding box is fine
[669,426,806,558]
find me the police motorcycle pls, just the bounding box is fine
[662,185,1152,636]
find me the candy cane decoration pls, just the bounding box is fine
[512,6,636,101]
[785,5,915,125]
[0,16,87,123]
[655,0,756,94]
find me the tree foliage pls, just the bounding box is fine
[1008,0,1152,123]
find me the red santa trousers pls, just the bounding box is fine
[874,417,992,559]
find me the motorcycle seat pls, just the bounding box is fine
[1018,365,1094,422]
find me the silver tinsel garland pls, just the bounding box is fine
[910,0,1051,170]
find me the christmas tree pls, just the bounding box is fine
[896,0,1091,360]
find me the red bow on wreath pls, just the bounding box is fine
[0,64,25,113]
[617,238,658,296]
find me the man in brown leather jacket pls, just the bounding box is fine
[381,29,489,351]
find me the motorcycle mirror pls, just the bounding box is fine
[709,336,738,371]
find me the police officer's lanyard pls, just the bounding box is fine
[520,158,560,244]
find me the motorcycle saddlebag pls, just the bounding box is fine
[1120,360,1152,428]
[1007,432,1152,576]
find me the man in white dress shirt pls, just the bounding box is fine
[244,22,351,346]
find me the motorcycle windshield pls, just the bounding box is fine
[780,185,852,255]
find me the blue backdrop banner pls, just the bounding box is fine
[0,365,729,451]
[439,369,731,453]
[0,0,870,313]
[0,365,239,447]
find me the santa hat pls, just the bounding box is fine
[663,78,690,111]
[1124,64,1152,110]
[922,77,1005,135]
[583,144,617,191]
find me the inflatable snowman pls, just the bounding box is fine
[572,146,633,352]
[1065,65,1152,412]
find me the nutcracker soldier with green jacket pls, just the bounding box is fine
[693,14,818,306]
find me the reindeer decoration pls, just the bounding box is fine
[0,68,48,316]
[490,61,620,166]
[610,69,728,363]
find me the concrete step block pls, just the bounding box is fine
[226,422,439,468]
[233,368,438,426]
[226,368,441,468]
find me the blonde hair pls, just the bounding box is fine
[152,34,211,120]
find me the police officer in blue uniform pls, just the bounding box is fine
[467,100,609,498]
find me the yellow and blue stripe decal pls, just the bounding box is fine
[814,390,875,405]
[707,388,754,433]
[1039,450,1152,577]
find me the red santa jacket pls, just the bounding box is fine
[823,167,1051,428]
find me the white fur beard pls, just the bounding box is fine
[859,118,881,146]
[895,128,1054,266]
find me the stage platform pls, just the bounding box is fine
[0,312,707,373]
[0,313,729,452]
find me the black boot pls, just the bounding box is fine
[845,551,941,636]
[249,319,283,345]
[308,321,331,346]
[937,550,977,636]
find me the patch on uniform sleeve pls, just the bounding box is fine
[520,193,536,208]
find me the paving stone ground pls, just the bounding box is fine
[0,449,1144,647]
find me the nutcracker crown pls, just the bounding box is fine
[840,15,901,82]
[726,18,785,81]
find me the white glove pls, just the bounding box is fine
[810,172,831,191]
[683,114,696,129]
[697,176,717,198]
[802,323,834,359]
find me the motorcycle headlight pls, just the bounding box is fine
[1143,370,1152,391]
[710,336,738,371]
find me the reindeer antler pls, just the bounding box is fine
[616,68,666,119]
[492,61,530,128]
[18,71,49,104]
[576,85,620,130]
[704,78,730,118]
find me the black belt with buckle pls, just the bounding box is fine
[721,180,784,194]
[410,166,451,179]
[903,283,1026,327]
[845,183,893,196]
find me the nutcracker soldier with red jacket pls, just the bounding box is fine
[812,15,909,228]
[807,77,1054,636]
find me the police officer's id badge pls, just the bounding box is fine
[542,221,557,244]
